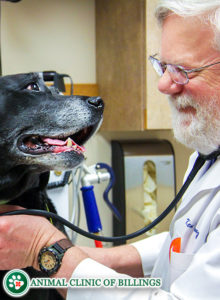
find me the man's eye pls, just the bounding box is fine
[25,83,40,91]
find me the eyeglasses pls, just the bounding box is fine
[149,54,220,85]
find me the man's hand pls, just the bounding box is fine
[0,205,66,270]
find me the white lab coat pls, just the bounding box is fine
[67,152,220,300]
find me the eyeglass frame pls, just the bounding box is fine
[149,54,220,85]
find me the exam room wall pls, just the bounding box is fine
[1,0,192,247]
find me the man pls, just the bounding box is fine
[1,0,220,299]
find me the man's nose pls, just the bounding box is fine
[158,69,184,95]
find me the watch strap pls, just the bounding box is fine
[53,238,73,253]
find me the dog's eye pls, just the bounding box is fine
[25,83,40,91]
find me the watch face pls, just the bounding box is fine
[40,250,57,271]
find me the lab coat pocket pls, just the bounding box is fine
[170,251,194,285]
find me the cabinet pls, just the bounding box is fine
[96,0,172,131]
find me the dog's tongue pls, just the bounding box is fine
[42,137,85,153]
[43,138,68,146]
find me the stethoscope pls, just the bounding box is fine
[0,148,220,243]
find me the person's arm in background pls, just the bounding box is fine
[79,231,168,278]
[79,244,144,277]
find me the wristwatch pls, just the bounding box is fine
[38,238,73,276]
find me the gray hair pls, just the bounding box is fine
[155,0,220,50]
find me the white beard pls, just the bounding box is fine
[168,94,220,155]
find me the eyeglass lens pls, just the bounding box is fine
[167,65,188,84]
[149,56,188,85]
[149,56,164,76]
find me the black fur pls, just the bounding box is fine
[0,72,104,299]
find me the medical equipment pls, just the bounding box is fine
[42,71,74,95]
[81,163,121,247]
[1,148,219,242]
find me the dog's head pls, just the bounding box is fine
[0,72,104,174]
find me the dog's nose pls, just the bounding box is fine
[87,97,104,108]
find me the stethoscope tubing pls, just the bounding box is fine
[0,151,218,242]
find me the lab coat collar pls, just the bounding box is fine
[170,152,220,228]
[185,151,220,191]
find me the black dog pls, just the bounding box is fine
[0,72,104,300]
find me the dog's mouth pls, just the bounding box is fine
[17,126,95,156]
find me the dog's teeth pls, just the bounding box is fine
[67,138,73,147]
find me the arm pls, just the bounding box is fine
[79,244,144,277]
[0,205,143,297]
[0,205,170,300]
[79,231,168,278]
[0,205,87,298]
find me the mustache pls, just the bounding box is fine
[168,95,199,110]
[169,94,200,108]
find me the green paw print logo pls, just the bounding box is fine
[3,269,30,297]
